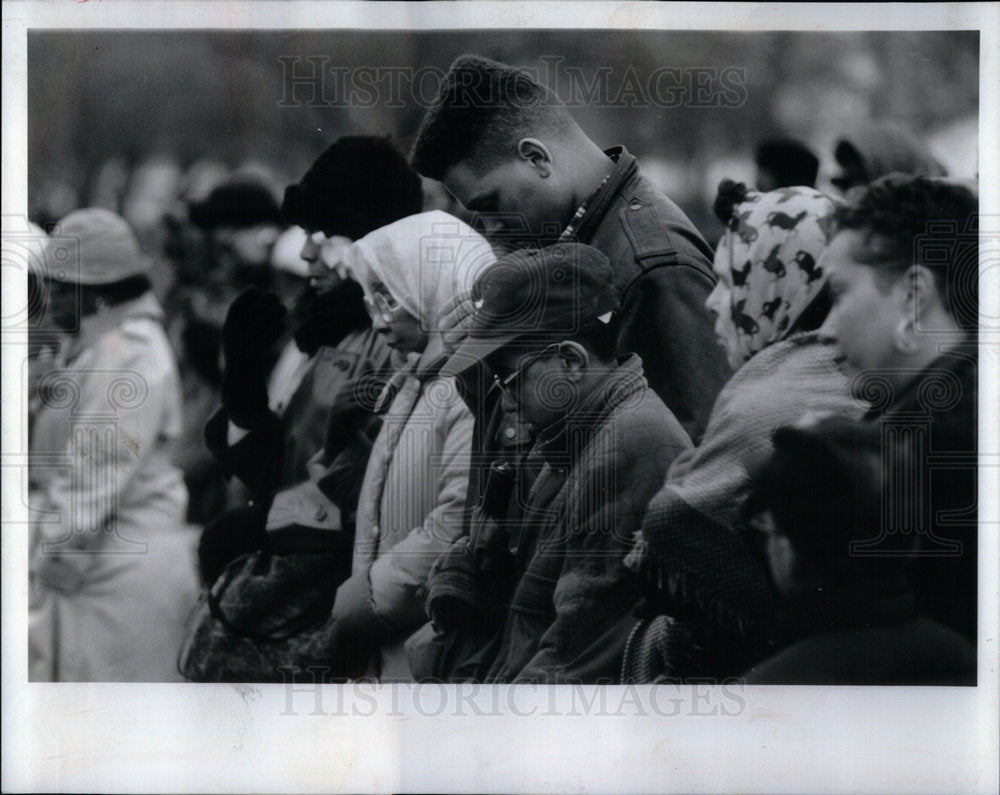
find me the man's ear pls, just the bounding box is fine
[557,341,589,379]
[906,264,943,320]
[517,138,554,178]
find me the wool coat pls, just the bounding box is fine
[415,356,690,684]
[29,293,200,681]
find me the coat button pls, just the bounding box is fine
[315,505,328,521]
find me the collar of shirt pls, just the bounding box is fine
[557,150,621,243]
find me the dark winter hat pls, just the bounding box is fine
[754,138,819,189]
[281,136,423,241]
[743,417,914,580]
[442,242,618,376]
[188,179,283,230]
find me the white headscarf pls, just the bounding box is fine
[347,210,495,342]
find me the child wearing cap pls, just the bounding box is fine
[417,242,691,683]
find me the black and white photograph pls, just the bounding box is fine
[3,1,998,792]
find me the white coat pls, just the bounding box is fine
[29,292,200,681]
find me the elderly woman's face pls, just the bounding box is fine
[706,244,743,370]
[44,277,85,332]
[366,279,427,354]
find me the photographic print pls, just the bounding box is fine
[3,2,998,792]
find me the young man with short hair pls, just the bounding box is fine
[411,54,731,445]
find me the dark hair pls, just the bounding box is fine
[712,179,751,227]
[788,282,833,334]
[745,417,915,584]
[833,174,978,331]
[411,54,574,180]
[27,270,45,324]
[754,138,819,189]
[80,274,153,308]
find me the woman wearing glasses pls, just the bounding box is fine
[324,210,495,681]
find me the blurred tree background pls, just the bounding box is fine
[28,29,978,237]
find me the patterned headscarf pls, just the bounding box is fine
[716,186,837,365]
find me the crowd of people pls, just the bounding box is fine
[26,54,978,685]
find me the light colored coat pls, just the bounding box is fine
[29,292,200,681]
[339,211,494,679]
[351,340,474,678]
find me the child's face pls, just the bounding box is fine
[366,279,427,354]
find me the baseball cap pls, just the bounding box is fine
[442,242,618,377]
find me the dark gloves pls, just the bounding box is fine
[422,537,503,633]
[293,278,370,356]
[323,369,386,457]
[316,439,373,522]
[221,287,287,429]
[181,317,223,388]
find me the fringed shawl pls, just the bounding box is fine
[632,332,867,636]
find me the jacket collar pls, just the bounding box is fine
[533,353,646,467]
[415,332,449,381]
[66,291,163,364]
[863,342,977,420]
[373,333,451,415]
[570,146,638,245]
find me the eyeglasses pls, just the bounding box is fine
[492,343,559,399]
[364,290,403,325]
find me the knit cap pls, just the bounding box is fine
[45,208,146,284]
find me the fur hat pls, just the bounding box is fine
[189,179,283,230]
[281,136,423,241]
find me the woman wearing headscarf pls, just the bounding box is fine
[621,182,867,683]
[325,210,496,681]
